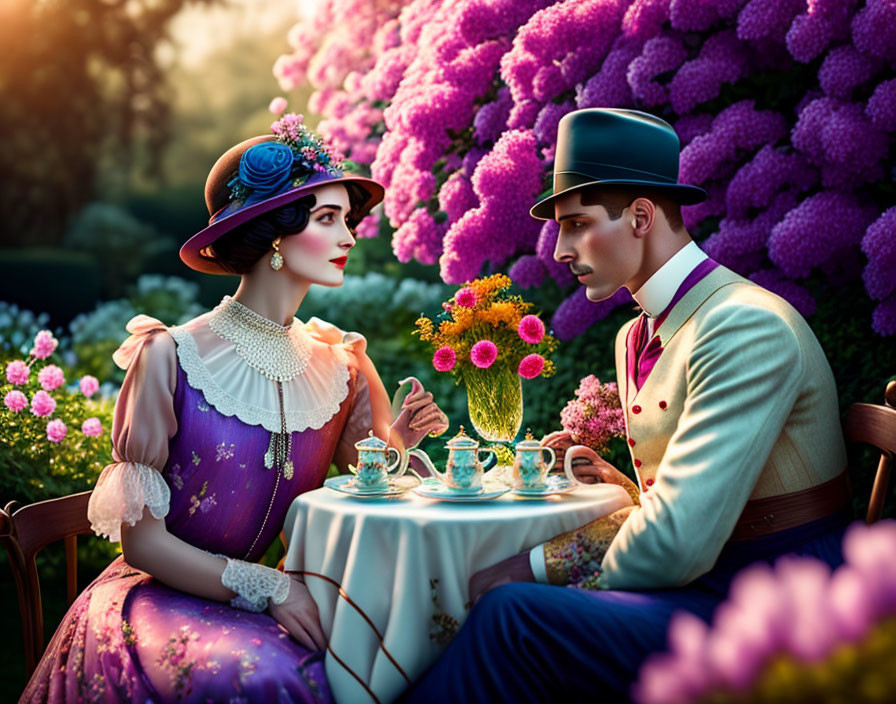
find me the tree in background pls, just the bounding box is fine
[0,0,219,247]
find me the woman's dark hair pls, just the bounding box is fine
[202,181,372,275]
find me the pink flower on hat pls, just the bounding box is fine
[470,340,498,369]
[433,346,457,372]
[269,96,288,115]
[38,364,65,391]
[46,419,67,443]
[6,360,29,386]
[32,330,58,359]
[81,417,103,437]
[79,375,100,398]
[455,287,477,308]
[517,315,546,344]
[30,391,56,418]
[4,390,27,413]
[518,353,545,379]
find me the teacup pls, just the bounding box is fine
[351,431,406,491]
[511,431,557,491]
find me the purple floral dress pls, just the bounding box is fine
[21,308,372,703]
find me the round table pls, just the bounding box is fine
[282,479,632,704]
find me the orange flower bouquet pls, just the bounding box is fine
[414,274,558,442]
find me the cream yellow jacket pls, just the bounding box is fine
[598,265,847,590]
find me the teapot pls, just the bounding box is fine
[511,431,557,491]
[408,427,497,492]
[350,431,407,490]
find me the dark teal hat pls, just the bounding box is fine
[529,108,706,220]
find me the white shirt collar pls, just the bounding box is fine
[632,241,707,318]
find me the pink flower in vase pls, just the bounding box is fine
[455,287,477,308]
[30,390,56,417]
[46,418,67,443]
[433,346,457,372]
[470,340,498,369]
[32,330,58,359]
[4,390,27,412]
[517,315,546,344]
[37,364,65,391]
[518,354,545,379]
[79,375,100,398]
[81,417,103,437]
[6,360,29,386]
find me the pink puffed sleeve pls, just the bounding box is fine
[87,316,178,542]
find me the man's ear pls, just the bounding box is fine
[631,197,656,236]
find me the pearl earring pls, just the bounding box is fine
[270,238,283,271]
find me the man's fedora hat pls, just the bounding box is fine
[181,114,384,275]
[529,108,706,220]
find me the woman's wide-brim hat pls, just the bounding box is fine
[529,108,706,220]
[181,130,384,275]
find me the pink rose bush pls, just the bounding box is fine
[81,417,103,437]
[278,0,894,335]
[6,360,29,385]
[46,419,67,443]
[2,329,112,488]
[560,375,626,452]
[30,390,56,417]
[4,390,27,413]
[37,364,65,391]
[635,520,896,704]
[79,375,100,398]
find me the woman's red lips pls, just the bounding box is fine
[330,256,348,269]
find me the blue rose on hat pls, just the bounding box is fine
[239,142,295,204]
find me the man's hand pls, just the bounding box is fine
[468,551,534,606]
[565,445,641,504]
[269,575,327,651]
[541,430,575,470]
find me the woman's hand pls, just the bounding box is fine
[391,377,449,449]
[269,575,327,652]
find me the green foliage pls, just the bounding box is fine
[69,274,205,383]
[64,203,178,299]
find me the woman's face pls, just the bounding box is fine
[279,182,356,286]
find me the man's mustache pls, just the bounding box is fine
[569,264,593,276]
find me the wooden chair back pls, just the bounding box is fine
[845,381,896,523]
[0,491,93,677]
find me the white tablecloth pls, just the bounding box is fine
[282,481,632,704]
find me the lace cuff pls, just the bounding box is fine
[220,558,291,613]
[88,462,171,542]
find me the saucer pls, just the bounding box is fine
[412,478,510,502]
[510,475,576,498]
[324,474,420,498]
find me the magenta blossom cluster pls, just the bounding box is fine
[634,520,896,704]
[559,374,626,452]
[3,329,105,442]
[278,0,894,336]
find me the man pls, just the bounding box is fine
[402,109,851,702]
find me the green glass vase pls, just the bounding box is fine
[462,365,523,443]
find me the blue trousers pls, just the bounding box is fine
[400,513,851,704]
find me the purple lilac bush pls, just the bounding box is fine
[275,0,895,337]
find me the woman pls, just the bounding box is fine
[22,113,448,703]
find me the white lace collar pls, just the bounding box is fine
[209,296,312,382]
[168,306,362,434]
